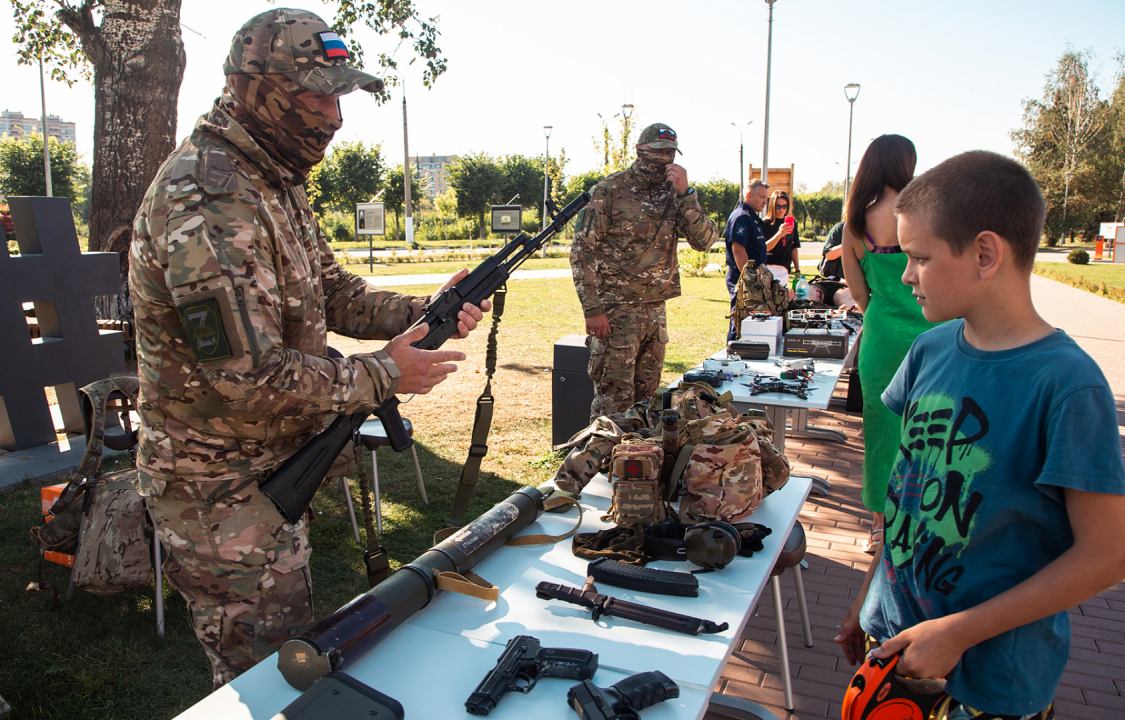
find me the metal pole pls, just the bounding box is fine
[39,55,52,197]
[403,88,413,246]
[1062,170,1072,243]
[739,141,744,198]
[844,100,855,208]
[541,128,551,258]
[762,0,776,187]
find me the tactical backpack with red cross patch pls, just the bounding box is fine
[604,435,667,526]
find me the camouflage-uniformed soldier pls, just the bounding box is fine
[129,9,488,688]
[570,123,719,421]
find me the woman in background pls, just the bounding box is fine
[841,134,939,554]
[762,190,801,276]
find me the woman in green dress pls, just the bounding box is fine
[840,135,939,553]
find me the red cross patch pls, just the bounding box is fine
[623,459,644,478]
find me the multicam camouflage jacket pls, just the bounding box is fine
[129,104,427,495]
[570,163,719,317]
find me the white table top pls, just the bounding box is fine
[173,475,813,720]
[692,352,845,411]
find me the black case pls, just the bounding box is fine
[726,340,771,360]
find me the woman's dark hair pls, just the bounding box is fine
[767,190,790,219]
[845,134,916,239]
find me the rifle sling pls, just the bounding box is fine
[356,433,390,587]
[446,286,507,527]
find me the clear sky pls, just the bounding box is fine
[2,0,1124,195]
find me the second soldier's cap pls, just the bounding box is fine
[223,8,385,96]
[637,123,682,154]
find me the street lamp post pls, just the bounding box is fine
[402,83,414,246]
[541,125,552,257]
[39,54,52,197]
[621,103,634,145]
[762,0,777,186]
[731,121,752,198]
[843,83,861,213]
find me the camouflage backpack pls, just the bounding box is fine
[604,435,667,527]
[730,261,790,339]
[667,412,765,524]
[30,377,153,596]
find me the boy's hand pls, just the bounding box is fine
[834,598,869,666]
[871,615,966,679]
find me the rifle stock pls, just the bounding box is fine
[260,193,591,524]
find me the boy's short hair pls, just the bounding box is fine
[894,151,1045,271]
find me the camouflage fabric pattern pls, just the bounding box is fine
[553,413,647,494]
[146,478,312,689]
[72,472,152,596]
[605,438,666,526]
[130,97,427,494]
[731,261,790,338]
[739,409,790,496]
[587,302,668,421]
[679,420,764,524]
[570,162,718,316]
[223,8,383,95]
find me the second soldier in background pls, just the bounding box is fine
[570,123,719,421]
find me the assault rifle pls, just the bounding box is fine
[262,193,591,524]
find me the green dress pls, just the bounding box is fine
[857,238,938,512]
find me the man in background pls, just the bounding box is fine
[723,179,770,340]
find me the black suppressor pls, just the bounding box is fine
[567,671,679,719]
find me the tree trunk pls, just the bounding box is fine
[66,0,186,319]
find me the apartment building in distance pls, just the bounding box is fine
[409,154,459,198]
[0,110,78,145]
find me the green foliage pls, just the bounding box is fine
[593,109,638,174]
[678,248,710,277]
[383,165,425,240]
[448,152,503,239]
[308,140,385,215]
[696,177,739,226]
[320,211,355,243]
[792,192,843,234]
[1011,47,1122,238]
[498,153,544,220]
[564,169,605,205]
[0,133,84,202]
[1067,248,1090,264]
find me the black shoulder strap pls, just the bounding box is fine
[445,286,507,528]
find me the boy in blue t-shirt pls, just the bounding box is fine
[834,151,1125,719]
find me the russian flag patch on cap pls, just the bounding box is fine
[317,31,349,60]
[658,128,676,141]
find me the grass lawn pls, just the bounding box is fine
[1033,261,1125,305]
[0,271,734,720]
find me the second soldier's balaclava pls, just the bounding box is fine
[635,147,676,184]
[221,73,341,185]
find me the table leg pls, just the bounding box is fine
[786,408,847,444]
[706,692,781,720]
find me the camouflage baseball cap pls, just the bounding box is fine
[637,123,682,154]
[224,8,385,96]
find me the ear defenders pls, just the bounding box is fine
[842,652,947,720]
[683,521,741,570]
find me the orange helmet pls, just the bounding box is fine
[842,652,948,720]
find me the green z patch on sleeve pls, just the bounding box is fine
[177,297,233,361]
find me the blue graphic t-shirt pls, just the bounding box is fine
[861,320,1125,715]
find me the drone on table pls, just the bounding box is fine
[747,377,809,400]
[774,358,816,381]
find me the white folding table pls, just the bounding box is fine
[173,475,813,720]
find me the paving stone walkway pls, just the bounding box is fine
[705,274,1125,719]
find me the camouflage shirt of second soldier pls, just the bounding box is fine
[570,162,719,317]
[130,85,427,496]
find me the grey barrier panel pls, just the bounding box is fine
[0,196,126,450]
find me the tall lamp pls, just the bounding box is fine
[731,121,752,198]
[762,0,777,185]
[843,83,861,212]
[541,125,553,257]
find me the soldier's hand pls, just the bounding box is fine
[666,164,689,194]
[585,313,610,340]
[386,323,464,395]
[432,269,492,339]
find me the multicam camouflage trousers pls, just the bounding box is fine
[145,476,313,690]
[587,302,668,422]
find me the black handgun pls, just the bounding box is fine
[261,193,592,524]
[567,671,679,719]
[465,634,598,716]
